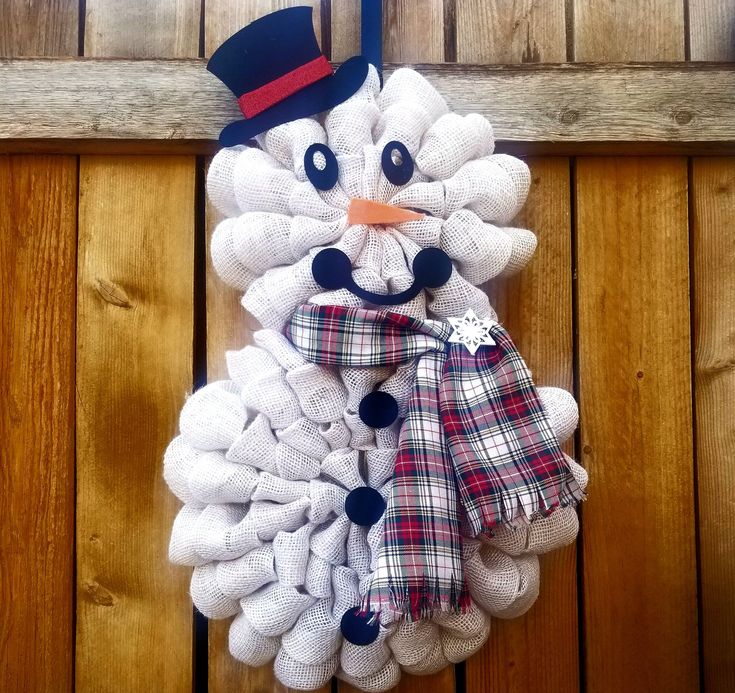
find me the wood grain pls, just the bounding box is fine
[330,0,361,62]
[691,158,735,692]
[75,155,195,692]
[576,157,698,692]
[0,4,78,691]
[2,61,735,149]
[573,0,685,60]
[0,155,77,693]
[688,0,735,61]
[465,158,578,692]
[456,0,566,63]
[383,0,444,63]
[0,0,78,57]
[84,0,200,58]
[76,3,200,691]
[204,0,321,57]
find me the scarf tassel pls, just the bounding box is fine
[362,574,472,622]
[474,470,586,536]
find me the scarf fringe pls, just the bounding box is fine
[477,471,586,536]
[362,574,472,622]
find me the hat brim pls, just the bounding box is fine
[219,55,370,147]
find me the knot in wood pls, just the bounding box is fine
[559,108,579,125]
[95,278,132,308]
[673,109,693,125]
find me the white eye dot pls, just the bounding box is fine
[313,151,327,171]
[390,149,403,166]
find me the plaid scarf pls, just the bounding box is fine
[286,304,583,619]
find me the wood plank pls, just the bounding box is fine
[467,158,578,692]
[383,0,444,62]
[204,0,321,58]
[330,0,360,62]
[688,13,733,693]
[0,0,78,57]
[2,61,735,150]
[456,0,566,63]
[576,157,698,692]
[204,3,323,691]
[75,155,195,692]
[689,0,735,61]
[0,154,77,693]
[573,0,685,60]
[691,158,735,692]
[84,0,200,58]
[0,4,78,691]
[76,3,200,691]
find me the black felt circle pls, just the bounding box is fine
[358,391,398,428]
[345,487,386,527]
[304,142,339,190]
[412,247,453,288]
[381,140,414,185]
[312,248,352,290]
[340,608,380,646]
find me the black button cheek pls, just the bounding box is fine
[311,248,353,290]
[412,247,453,289]
[358,391,399,428]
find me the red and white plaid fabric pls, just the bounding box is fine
[286,304,584,619]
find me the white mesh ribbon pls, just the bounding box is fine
[164,64,589,692]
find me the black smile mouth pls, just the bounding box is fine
[311,246,453,306]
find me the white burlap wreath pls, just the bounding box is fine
[164,66,587,691]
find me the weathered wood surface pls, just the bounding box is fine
[573,0,685,61]
[1,60,735,150]
[0,0,78,57]
[689,0,735,61]
[692,158,735,693]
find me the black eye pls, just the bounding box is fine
[381,141,414,185]
[304,143,339,190]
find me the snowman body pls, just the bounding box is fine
[164,66,586,691]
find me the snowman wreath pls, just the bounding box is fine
[163,7,587,691]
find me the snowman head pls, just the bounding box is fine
[207,65,537,329]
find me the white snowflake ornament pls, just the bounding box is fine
[448,309,497,355]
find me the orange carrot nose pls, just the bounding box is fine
[347,198,424,226]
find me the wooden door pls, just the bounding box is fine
[1,1,733,691]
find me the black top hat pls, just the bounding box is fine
[208,7,369,146]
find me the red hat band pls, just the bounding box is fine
[237,54,333,119]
